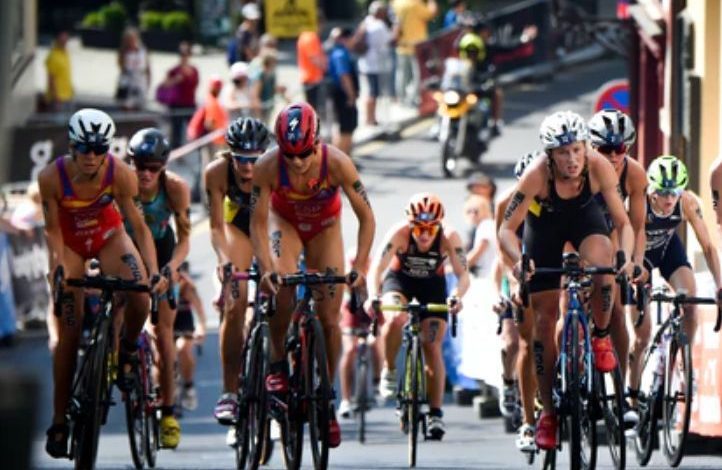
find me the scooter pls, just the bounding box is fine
[432,58,495,178]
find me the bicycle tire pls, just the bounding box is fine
[566,314,596,470]
[354,345,369,444]
[408,337,421,468]
[281,340,304,470]
[124,370,146,469]
[140,340,158,469]
[235,333,253,470]
[540,448,556,469]
[306,317,330,470]
[247,324,271,469]
[595,364,625,470]
[633,346,661,466]
[662,336,693,467]
[258,418,274,465]
[75,316,111,470]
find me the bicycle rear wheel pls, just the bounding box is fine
[235,340,251,470]
[662,335,693,467]
[354,344,369,444]
[306,318,330,470]
[75,318,111,470]
[595,363,625,470]
[407,337,421,468]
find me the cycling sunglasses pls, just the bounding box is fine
[134,162,164,173]
[410,221,440,238]
[597,143,627,155]
[231,153,259,165]
[283,147,314,161]
[654,188,683,198]
[74,142,110,155]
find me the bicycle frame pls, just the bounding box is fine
[558,279,593,398]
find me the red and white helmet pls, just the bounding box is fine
[274,102,319,156]
[406,193,445,224]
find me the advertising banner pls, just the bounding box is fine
[264,0,318,39]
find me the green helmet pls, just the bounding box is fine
[647,155,688,193]
[458,33,484,60]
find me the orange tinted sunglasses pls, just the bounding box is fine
[410,222,440,238]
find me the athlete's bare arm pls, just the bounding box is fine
[368,223,406,298]
[204,159,232,264]
[626,159,648,269]
[115,160,160,279]
[682,190,722,289]
[444,228,470,298]
[250,150,278,277]
[710,158,722,226]
[38,164,65,277]
[165,171,191,273]
[592,154,633,271]
[331,148,376,279]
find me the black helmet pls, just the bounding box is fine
[226,117,271,152]
[127,128,170,164]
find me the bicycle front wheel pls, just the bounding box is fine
[566,315,596,470]
[633,345,661,466]
[354,345,369,444]
[662,335,693,467]
[247,324,271,470]
[306,318,330,470]
[124,369,146,469]
[407,337,422,468]
[281,343,304,470]
[595,363,625,470]
[75,318,111,470]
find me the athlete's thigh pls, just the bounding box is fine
[578,233,613,265]
[304,223,345,317]
[420,316,447,347]
[58,245,88,334]
[268,211,304,273]
[98,231,149,283]
[224,224,253,307]
[668,265,696,296]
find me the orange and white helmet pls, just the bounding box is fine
[405,193,445,224]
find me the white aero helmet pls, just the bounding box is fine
[68,108,116,146]
[539,110,589,150]
[588,108,636,147]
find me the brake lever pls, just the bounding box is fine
[715,290,722,333]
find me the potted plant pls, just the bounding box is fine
[140,10,194,52]
[77,2,128,49]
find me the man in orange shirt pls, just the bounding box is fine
[204,76,230,148]
[297,16,328,112]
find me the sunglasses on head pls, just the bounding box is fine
[283,147,314,161]
[597,143,627,155]
[231,152,259,164]
[134,162,164,173]
[74,142,109,155]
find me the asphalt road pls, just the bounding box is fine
[9,56,722,469]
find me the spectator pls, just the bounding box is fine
[297,15,328,113]
[221,61,254,120]
[158,41,199,148]
[464,194,496,278]
[358,1,393,126]
[187,76,229,148]
[249,49,287,125]
[327,27,360,158]
[44,30,74,112]
[116,27,150,110]
[228,2,261,65]
[466,171,497,202]
[392,0,438,106]
[443,0,466,29]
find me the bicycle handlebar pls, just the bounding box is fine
[650,288,722,333]
[271,271,353,287]
[375,301,457,337]
[61,275,158,319]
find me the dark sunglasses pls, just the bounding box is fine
[74,142,109,155]
[283,148,314,161]
[654,188,682,198]
[231,153,259,164]
[135,162,164,173]
[597,143,627,155]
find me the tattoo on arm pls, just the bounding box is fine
[381,242,393,258]
[695,205,704,219]
[250,185,261,213]
[352,180,372,208]
[454,247,468,271]
[713,190,719,210]
[504,191,525,221]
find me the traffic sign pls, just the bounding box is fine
[594,79,630,114]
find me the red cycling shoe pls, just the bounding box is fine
[535,412,557,450]
[592,336,617,373]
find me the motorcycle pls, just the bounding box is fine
[432,58,495,178]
